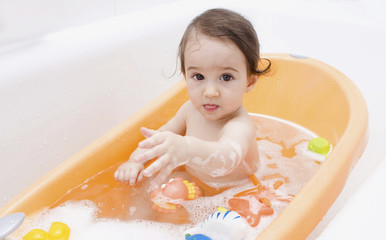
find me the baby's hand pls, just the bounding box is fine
[114,160,144,185]
[135,127,190,189]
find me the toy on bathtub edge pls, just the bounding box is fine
[23,222,70,240]
[184,207,248,240]
[0,212,25,240]
[150,177,201,213]
[308,137,331,157]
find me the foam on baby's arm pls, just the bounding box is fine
[185,114,256,177]
[185,137,246,177]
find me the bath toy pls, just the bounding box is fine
[150,177,201,213]
[308,137,331,156]
[185,233,212,240]
[23,222,70,240]
[0,212,25,240]
[228,196,274,227]
[184,207,248,240]
[228,175,292,227]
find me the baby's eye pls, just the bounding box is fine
[220,74,233,81]
[193,74,205,80]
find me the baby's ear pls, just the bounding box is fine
[246,75,258,92]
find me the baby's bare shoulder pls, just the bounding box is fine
[228,109,254,127]
[178,100,195,115]
[222,109,255,136]
[172,100,194,120]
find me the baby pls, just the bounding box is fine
[115,8,270,190]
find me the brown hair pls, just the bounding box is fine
[178,8,270,76]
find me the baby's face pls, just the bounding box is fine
[184,33,253,121]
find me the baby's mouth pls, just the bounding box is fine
[203,104,219,112]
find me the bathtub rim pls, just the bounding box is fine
[256,53,369,239]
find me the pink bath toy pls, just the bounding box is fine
[150,177,201,213]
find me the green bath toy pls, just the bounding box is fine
[308,137,330,157]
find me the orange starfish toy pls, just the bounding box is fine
[228,175,293,227]
[150,177,201,213]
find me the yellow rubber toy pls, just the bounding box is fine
[23,222,70,240]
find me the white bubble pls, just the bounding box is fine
[19,201,190,240]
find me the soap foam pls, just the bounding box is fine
[182,184,254,224]
[200,177,251,189]
[13,201,189,240]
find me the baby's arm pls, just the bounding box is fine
[135,116,256,188]
[114,102,188,185]
[185,120,254,177]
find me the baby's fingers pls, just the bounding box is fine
[142,153,170,177]
[129,168,142,186]
[114,168,127,183]
[114,163,143,185]
[150,163,175,190]
[140,127,158,138]
[138,132,165,149]
[114,169,120,181]
[134,143,166,163]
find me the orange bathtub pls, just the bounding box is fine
[0,53,368,239]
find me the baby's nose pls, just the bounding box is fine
[203,82,220,98]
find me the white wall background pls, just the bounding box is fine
[0,0,175,46]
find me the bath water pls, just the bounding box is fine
[10,114,325,240]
